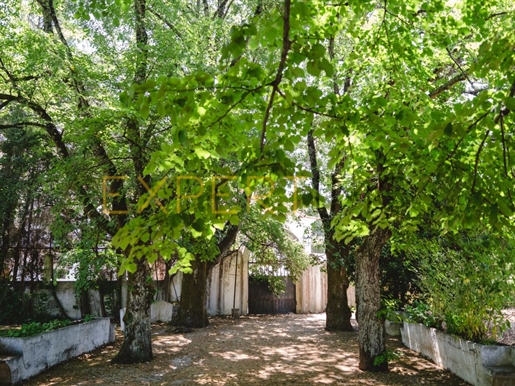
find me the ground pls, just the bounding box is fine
[23,313,475,385]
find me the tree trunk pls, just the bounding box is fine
[176,258,211,328]
[97,279,107,317]
[175,224,239,328]
[80,290,91,318]
[356,227,390,372]
[112,258,155,364]
[325,236,353,331]
[307,129,353,332]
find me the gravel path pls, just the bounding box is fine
[25,313,471,385]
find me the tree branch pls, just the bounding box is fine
[0,93,69,158]
[260,0,291,153]
[212,0,229,19]
[307,129,330,222]
[495,77,515,123]
[147,7,182,39]
[470,129,490,193]
[446,47,474,90]
[500,113,509,178]
[276,88,340,118]
[486,11,514,21]
[429,73,467,99]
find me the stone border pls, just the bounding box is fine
[401,321,515,386]
[0,317,115,385]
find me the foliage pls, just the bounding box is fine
[408,233,515,342]
[58,246,120,295]
[2,0,515,367]
[380,243,421,305]
[404,301,441,329]
[1,319,72,337]
[373,349,402,367]
[243,211,310,295]
[380,298,403,323]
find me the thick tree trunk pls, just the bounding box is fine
[307,130,353,331]
[112,258,155,364]
[356,227,390,372]
[175,225,239,328]
[176,258,211,328]
[325,236,353,331]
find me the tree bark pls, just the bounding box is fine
[325,233,353,331]
[307,130,353,331]
[176,258,211,328]
[356,227,391,372]
[175,225,239,328]
[112,258,155,363]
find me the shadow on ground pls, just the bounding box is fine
[24,314,470,385]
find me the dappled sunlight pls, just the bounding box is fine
[23,314,470,385]
[212,350,260,361]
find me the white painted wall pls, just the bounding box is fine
[295,263,355,314]
[207,249,249,316]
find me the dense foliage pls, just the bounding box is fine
[408,232,515,342]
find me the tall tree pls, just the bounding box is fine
[307,130,353,331]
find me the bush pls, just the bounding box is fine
[408,232,515,342]
[404,300,440,328]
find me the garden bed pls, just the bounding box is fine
[401,321,515,386]
[0,317,115,385]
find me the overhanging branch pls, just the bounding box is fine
[260,0,291,153]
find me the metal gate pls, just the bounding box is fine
[248,276,296,314]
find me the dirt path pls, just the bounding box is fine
[25,314,470,385]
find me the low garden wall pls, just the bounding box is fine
[0,317,115,385]
[401,321,515,386]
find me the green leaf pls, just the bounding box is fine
[505,97,515,111]
[140,102,150,120]
[302,192,313,206]
[444,122,453,136]
[192,218,205,232]
[306,61,321,77]
[319,58,334,77]
[194,147,211,159]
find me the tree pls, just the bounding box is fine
[307,130,354,331]
[329,0,515,370]
[1,0,265,363]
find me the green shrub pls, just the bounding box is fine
[408,232,515,342]
[404,301,440,328]
[2,319,72,337]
